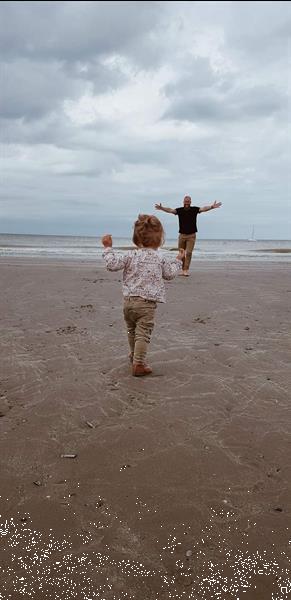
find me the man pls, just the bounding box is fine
[155,196,222,276]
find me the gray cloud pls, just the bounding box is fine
[224,1,291,64]
[1,56,129,121]
[0,1,162,62]
[164,84,287,123]
[1,59,83,120]
[0,0,164,124]
[1,1,290,239]
[165,57,217,94]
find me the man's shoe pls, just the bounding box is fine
[132,363,152,377]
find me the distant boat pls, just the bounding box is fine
[248,226,256,241]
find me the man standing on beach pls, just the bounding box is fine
[155,196,222,276]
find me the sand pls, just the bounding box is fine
[0,257,290,599]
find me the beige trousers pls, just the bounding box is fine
[178,233,196,270]
[123,297,157,364]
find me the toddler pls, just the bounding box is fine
[102,214,184,377]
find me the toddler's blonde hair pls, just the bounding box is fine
[132,214,164,249]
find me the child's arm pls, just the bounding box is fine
[161,249,184,280]
[101,234,130,271]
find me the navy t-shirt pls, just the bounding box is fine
[176,206,200,234]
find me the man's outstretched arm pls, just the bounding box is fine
[155,203,177,215]
[199,200,222,213]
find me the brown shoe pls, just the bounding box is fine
[132,363,152,377]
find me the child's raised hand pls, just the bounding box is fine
[101,234,113,248]
[176,248,185,261]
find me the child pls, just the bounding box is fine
[102,214,184,377]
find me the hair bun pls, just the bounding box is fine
[138,214,154,225]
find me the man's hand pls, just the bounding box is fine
[101,234,112,248]
[155,203,163,210]
[212,201,222,209]
[176,248,185,261]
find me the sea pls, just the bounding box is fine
[0,233,291,263]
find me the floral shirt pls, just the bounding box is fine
[102,247,181,303]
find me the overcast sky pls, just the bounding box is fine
[1,0,291,239]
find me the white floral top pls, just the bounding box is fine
[102,247,182,303]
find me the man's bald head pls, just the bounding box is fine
[183,196,191,208]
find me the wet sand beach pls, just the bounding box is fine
[0,258,290,599]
